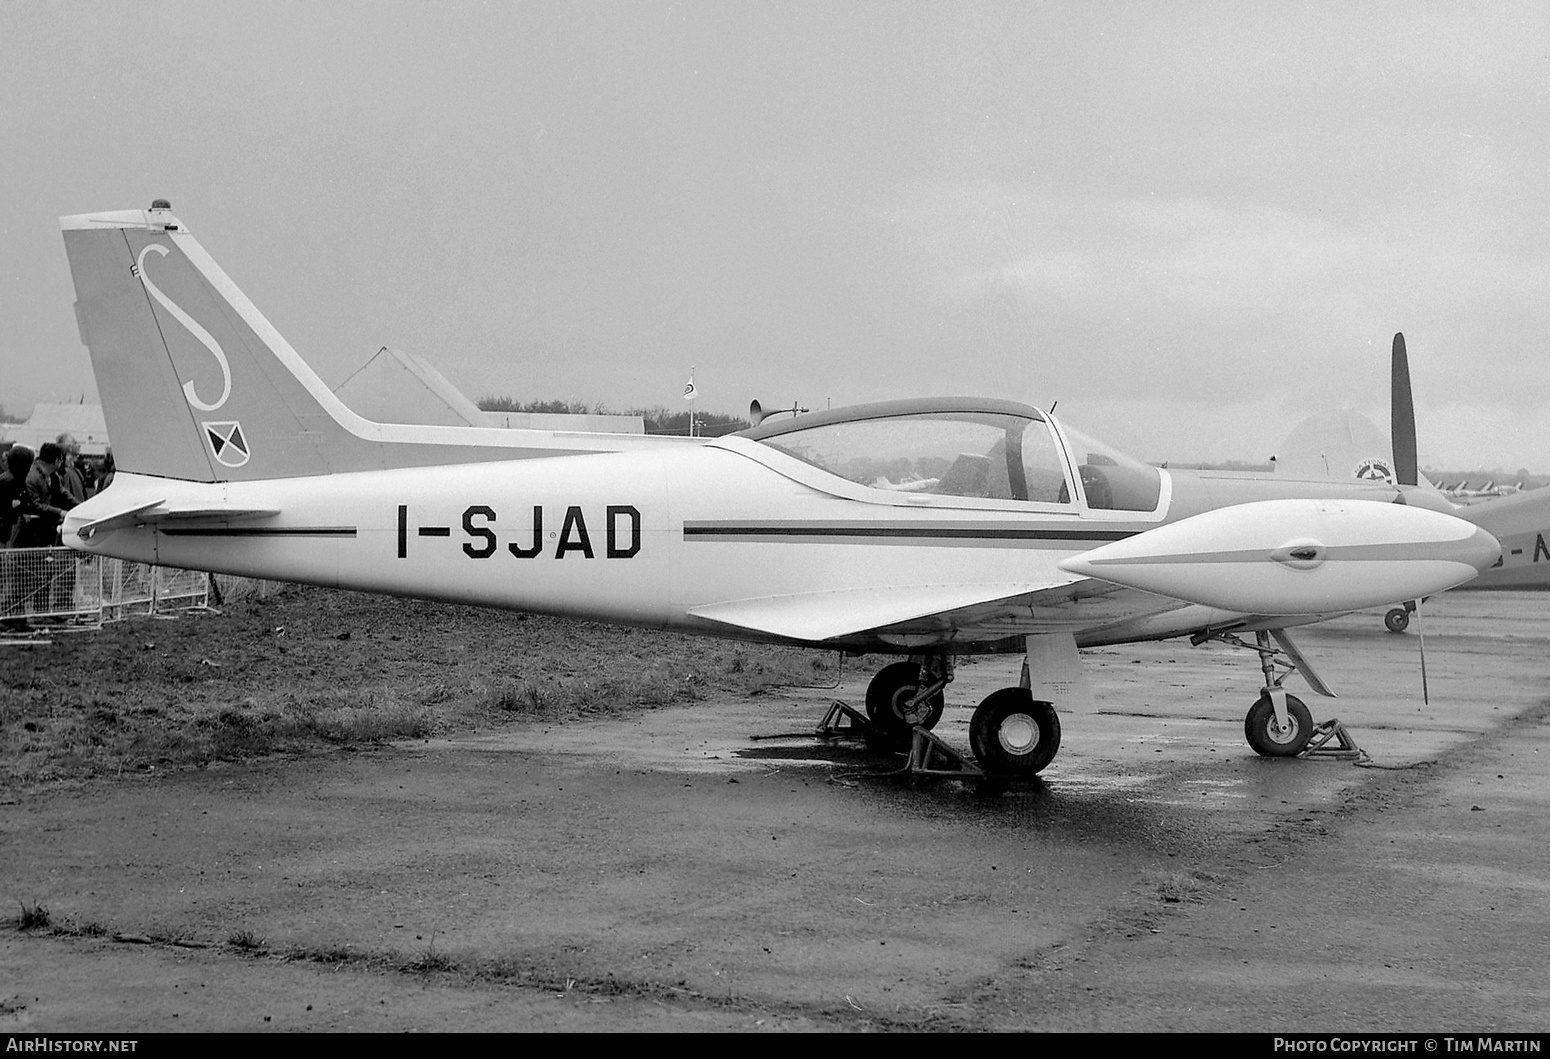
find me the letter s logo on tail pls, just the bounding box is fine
[135,243,233,412]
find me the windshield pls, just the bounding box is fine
[762,411,1074,505]
[1056,421,1163,511]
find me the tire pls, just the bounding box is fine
[969,688,1061,777]
[1243,693,1314,757]
[1384,607,1410,634]
[864,661,945,748]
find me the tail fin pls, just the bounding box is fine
[61,203,656,482]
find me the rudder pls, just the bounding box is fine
[64,203,375,481]
[63,202,690,482]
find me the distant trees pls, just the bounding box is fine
[478,397,603,416]
[477,396,750,437]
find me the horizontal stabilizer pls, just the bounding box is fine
[72,499,167,539]
[75,499,280,540]
[1059,499,1499,614]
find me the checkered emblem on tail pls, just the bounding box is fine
[203,420,251,468]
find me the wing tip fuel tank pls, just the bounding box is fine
[1058,499,1500,614]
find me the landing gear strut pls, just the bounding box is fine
[857,654,1065,783]
[1199,629,1321,757]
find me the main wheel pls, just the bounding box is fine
[1384,607,1410,634]
[1244,693,1314,757]
[969,688,1061,777]
[864,661,945,748]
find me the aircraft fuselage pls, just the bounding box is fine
[65,438,1410,652]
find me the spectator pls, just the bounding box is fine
[98,448,115,493]
[23,442,82,616]
[1,445,36,626]
[56,433,87,505]
[21,441,75,547]
[1,445,34,546]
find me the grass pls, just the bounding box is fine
[226,929,265,951]
[16,901,50,930]
[0,585,837,791]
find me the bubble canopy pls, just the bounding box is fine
[738,398,1162,512]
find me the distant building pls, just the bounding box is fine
[2,402,110,456]
[333,346,643,434]
[476,409,644,433]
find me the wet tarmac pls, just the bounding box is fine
[2,591,1548,1031]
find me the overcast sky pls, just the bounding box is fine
[3,1,1548,470]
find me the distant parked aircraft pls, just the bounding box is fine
[1276,336,1550,631]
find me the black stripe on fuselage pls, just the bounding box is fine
[158,526,357,538]
[682,523,1137,543]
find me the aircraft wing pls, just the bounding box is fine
[687,578,1164,643]
[689,498,1500,645]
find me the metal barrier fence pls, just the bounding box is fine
[1,546,209,628]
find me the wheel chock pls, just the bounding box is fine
[1299,718,1365,761]
[816,701,871,739]
[901,727,985,779]
[846,726,989,782]
[816,707,993,783]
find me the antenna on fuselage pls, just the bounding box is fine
[748,398,809,422]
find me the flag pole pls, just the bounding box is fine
[683,367,698,437]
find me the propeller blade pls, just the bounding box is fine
[1415,598,1430,706]
[1392,332,1418,487]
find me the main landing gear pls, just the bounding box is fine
[844,628,1351,784]
[968,688,1061,778]
[857,655,1063,781]
[864,658,948,749]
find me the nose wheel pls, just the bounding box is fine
[1197,628,1338,759]
[1243,691,1313,756]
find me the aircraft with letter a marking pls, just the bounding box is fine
[56,201,1501,781]
[1273,334,1550,633]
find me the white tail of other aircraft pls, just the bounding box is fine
[61,202,679,483]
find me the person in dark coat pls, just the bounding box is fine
[20,442,81,615]
[55,434,87,505]
[22,442,75,547]
[0,444,35,546]
[1,445,37,625]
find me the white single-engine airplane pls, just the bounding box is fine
[57,203,1501,779]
